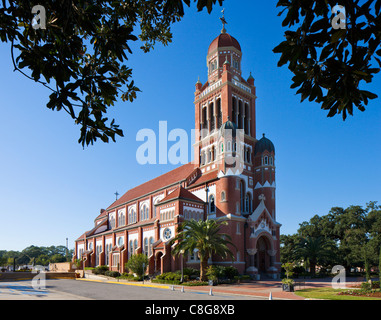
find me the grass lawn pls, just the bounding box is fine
[295,288,381,300]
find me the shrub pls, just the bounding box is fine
[183,280,208,286]
[105,271,120,278]
[182,268,200,278]
[126,254,148,278]
[223,266,239,280]
[361,281,380,291]
[282,278,295,286]
[120,273,141,281]
[206,266,219,282]
[282,262,295,279]
[205,265,240,282]
[93,265,109,275]
[154,272,182,284]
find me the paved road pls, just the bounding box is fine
[0,279,266,300]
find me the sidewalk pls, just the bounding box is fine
[182,278,363,300]
[115,277,364,300]
[77,277,304,300]
[176,281,306,300]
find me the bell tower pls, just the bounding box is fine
[192,14,281,278]
[194,18,257,172]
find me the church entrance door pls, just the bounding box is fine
[256,236,270,274]
[155,252,163,274]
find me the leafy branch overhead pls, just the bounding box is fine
[0,0,223,146]
[273,0,381,119]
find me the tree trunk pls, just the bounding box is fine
[310,260,316,275]
[200,258,209,281]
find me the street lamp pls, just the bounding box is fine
[180,250,184,283]
[205,185,209,218]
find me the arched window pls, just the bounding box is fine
[109,215,116,229]
[240,180,245,213]
[141,205,145,221]
[105,244,112,266]
[144,238,149,256]
[201,107,208,138]
[220,142,224,153]
[149,237,154,256]
[117,237,124,248]
[201,151,206,165]
[244,103,249,135]
[232,97,237,122]
[133,239,138,254]
[129,209,137,224]
[118,211,125,226]
[221,191,226,202]
[209,195,216,214]
[129,241,133,258]
[245,193,251,213]
[217,99,222,129]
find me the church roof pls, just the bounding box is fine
[106,163,196,210]
[157,187,204,205]
[208,32,241,55]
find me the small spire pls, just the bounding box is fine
[196,76,201,84]
[220,8,227,34]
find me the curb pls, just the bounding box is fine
[76,278,171,290]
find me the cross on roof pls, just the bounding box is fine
[114,191,120,201]
[220,8,227,33]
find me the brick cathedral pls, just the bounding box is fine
[75,23,281,279]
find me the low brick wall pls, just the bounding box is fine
[49,262,78,272]
[0,272,77,281]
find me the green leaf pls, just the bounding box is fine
[360,90,378,100]
[330,30,346,44]
[310,18,327,33]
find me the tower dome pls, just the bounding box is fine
[208,32,242,56]
[254,134,275,155]
[219,117,238,138]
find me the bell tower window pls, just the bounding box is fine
[233,58,240,70]
[209,59,218,74]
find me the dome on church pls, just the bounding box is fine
[208,32,241,56]
[254,134,275,155]
[219,117,238,138]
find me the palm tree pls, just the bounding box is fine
[171,219,236,281]
[295,236,334,275]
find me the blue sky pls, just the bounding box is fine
[0,1,380,251]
